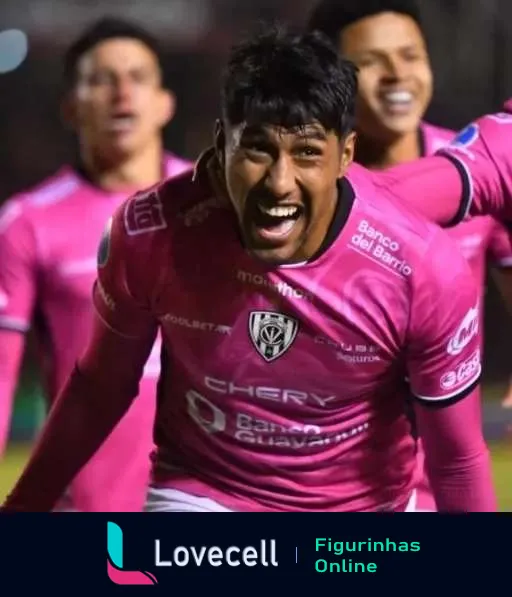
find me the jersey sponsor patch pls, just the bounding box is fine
[449,123,479,149]
[248,310,299,362]
[439,349,480,392]
[446,304,479,356]
[97,217,112,268]
[124,191,167,236]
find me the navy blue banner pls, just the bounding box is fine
[0,514,509,592]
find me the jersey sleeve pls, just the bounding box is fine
[376,102,512,227]
[406,229,481,406]
[373,155,470,227]
[436,108,512,222]
[486,220,512,268]
[92,196,158,339]
[0,199,37,333]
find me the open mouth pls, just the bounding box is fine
[251,203,304,242]
[107,112,138,133]
[379,90,415,115]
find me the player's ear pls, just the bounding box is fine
[157,88,176,127]
[214,119,226,165]
[338,131,356,177]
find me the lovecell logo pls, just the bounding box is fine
[107,522,158,585]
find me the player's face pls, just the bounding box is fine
[67,38,172,159]
[221,121,355,265]
[340,12,432,142]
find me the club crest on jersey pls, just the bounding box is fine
[97,217,112,268]
[248,311,299,362]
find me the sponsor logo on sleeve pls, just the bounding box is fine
[124,191,167,236]
[450,123,479,148]
[443,123,480,161]
[447,305,479,356]
[440,349,481,391]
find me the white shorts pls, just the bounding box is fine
[144,487,419,513]
[145,487,235,512]
[405,489,418,512]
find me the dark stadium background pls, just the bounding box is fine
[0,0,510,506]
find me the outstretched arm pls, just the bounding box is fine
[380,106,512,226]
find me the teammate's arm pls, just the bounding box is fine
[488,222,512,314]
[0,201,38,456]
[406,230,496,512]
[376,154,469,226]
[2,205,158,511]
[380,105,512,226]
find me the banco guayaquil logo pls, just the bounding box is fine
[107,522,158,585]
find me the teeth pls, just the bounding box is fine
[383,91,413,103]
[109,116,136,132]
[259,205,298,218]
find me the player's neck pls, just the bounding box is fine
[288,180,353,264]
[355,130,421,170]
[80,140,164,192]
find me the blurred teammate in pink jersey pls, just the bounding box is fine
[308,0,512,510]
[2,26,495,512]
[0,18,191,511]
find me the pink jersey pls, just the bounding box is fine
[408,124,512,509]
[92,162,482,512]
[422,122,512,285]
[381,103,512,224]
[421,122,454,155]
[437,110,512,222]
[0,153,192,511]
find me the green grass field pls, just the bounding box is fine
[489,442,512,510]
[0,442,510,510]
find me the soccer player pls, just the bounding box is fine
[1,26,496,513]
[0,18,191,511]
[379,109,512,404]
[307,0,512,510]
[370,106,512,224]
